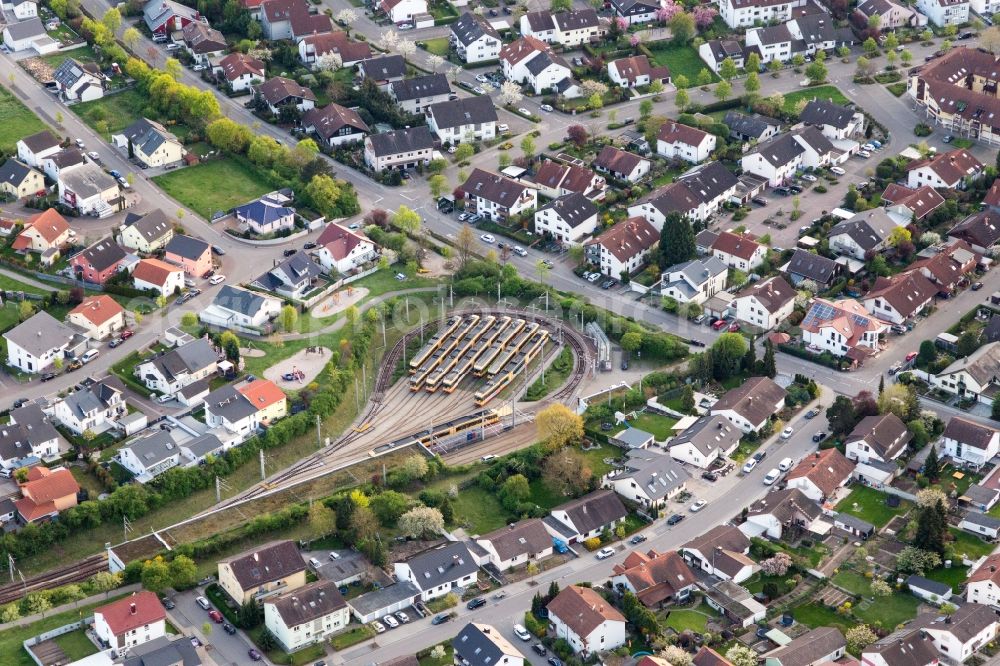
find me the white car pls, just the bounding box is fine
[858,150,872,158]
[383,615,399,628]
[763,468,781,485]
[329,551,340,560]
[800,174,818,182]
[480,234,496,243]
[781,426,794,439]
[86,151,100,161]
[473,86,485,94]
[513,246,527,256]
[540,104,553,112]
[447,145,457,154]
[395,611,410,623]
[192,64,206,71]
[513,624,531,641]
[498,123,509,132]
[475,74,489,83]
[80,349,100,364]
[208,275,226,285]
[778,457,794,472]
[690,499,707,512]
[595,547,615,560]
[372,621,386,633]
[587,273,601,283]
[518,107,531,116]
[156,393,174,404]
[397,23,413,30]
[830,166,846,176]
[742,458,758,474]
[166,43,180,50]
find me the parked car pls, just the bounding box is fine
[629,534,647,544]
[467,598,487,610]
[751,196,768,206]
[283,248,297,257]
[943,135,954,143]
[109,338,123,348]
[533,644,547,656]
[701,471,718,482]
[780,426,794,439]
[383,615,399,628]
[800,174,818,182]
[223,623,236,635]
[161,597,175,610]
[518,107,531,116]
[81,349,100,364]
[595,547,615,560]
[208,610,223,623]
[812,431,827,443]
[303,241,317,250]
[540,104,553,112]
[712,319,727,331]
[754,451,767,462]
[480,234,496,243]
[372,621,386,633]
[208,275,226,285]
[666,513,685,525]
[830,166,846,176]
[742,458,758,474]
[395,611,410,623]
[431,614,452,626]
[40,372,56,382]
[778,457,794,472]
[973,281,985,291]
[248,649,263,661]
[804,408,819,419]
[690,499,707,512]
[763,469,781,485]
[513,624,531,640]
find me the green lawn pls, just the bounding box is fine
[627,412,678,440]
[0,274,53,296]
[646,43,718,83]
[73,89,150,137]
[834,486,911,527]
[419,643,454,666]
[574,443,622,477]
[853,592,920,629]
[924,565,969,594]
[831,570,872,596]
[39,44,98,68]
[744,571,797,597]
[0,84,48,155]
[948,528,994,559]
[152,157,274,221]
[783,86,850,115]
[789,603,852,632]
[0,595,126,666]
[528,478,567,511]
[52,629,98,661]
[450,485,509,533]
[662,608,711,633]
[421,37,451,56]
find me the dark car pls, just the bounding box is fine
[701,471,718,482]
[788,185,804,194]
[533,644,547,655]
[621,356,629,370]
[161,597,175,610]
[753,451,766,462]
[283,248,297,257]
[12,398,28,409]
[548,658,563,666]
[804,409,819,419]
[40,373,56,382]
[773,186,791,195]
[431,614,452,625]
[248,649,263,661]
[109,338,123,348]
[667,514,684,525]
[467,598,486,610]
[223,622,237,635]
[751,196,767,206]
[812,431,827,443]
[211,245,226,256]
[973,282,985,291]
[304,241,317,250]
[629,534,647,544]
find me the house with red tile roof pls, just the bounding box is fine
[881,183,946,224]
[656,121,716,164]
[314,222,377,274]
[215,53,265,92]
[607,55,670,88]
[800,297,890,360]
[532,159,605,200]
[584,216,658,278]
[133,257,185,298]
[11,209,71,256]
[260,0,333,41]
[298,31,371,69]
[94,591,166,652]
[907,148,984,190]
[15,466,79,523]
[547,585,626,656]
[863,270,938,324]
[611,549,697,608]
[909,240,981,293]
[67,295,125,340]
[785,448,855,502]
[711,230,766,271]
[237,378,287,425]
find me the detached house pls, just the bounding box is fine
[909,240,980,293]
[719,0,802,28]
[11,209,71,257]
[724,112,781,144]
[379,0,426,24]
[828,209,896,260]
[206,378,287,439]
[785,448,855,502]
[4,311,81,374]
[798,99,865,141]
[454,623,526,666]
[915,0,969,26]
[967,552,1000,607]
[733,276,795,330]
[257,76,316,115]
[364,126,434,173]
[699,39,746,74]
[942,416,1000,469]
[907,149,984,190]
[611,549,697,608]
[200,285,282,333]
[607,55,670,89]
[142,0,201,37]
[741,487,821,540]
[67,295,125,340]
[950,210,1000,255]
[740,127,837,186]
[58,163,122,216]
[216,52,265,92]
[863,271,938,325]
[882,183,946,225]
[667,415,741,469]
[711,231,766,271]
[426,96,498,145]
[259,0,332,40]
[845,413,912,466]
[584,216,658,278]
[784,249,839,288]
[534,192,599,244]
[863,630,941,666]
[15,466,79,523]
[42,148,85,183]
[533,160,605,200]
[911,605,998,661]
[545,489,627,543]
[393,541,478,601]
[801,298,890,359]
[16,130,61,169]
[461,169,537,222]
[681,524,755,583]
[389,73,451,115]
[136,338,219,395]
[521,9,602,46]
[181,21,226,65]
[609,0,662,25]
[218,540,307,604]
[358,55,407,87]
[451,12,501,64]
[132,257,184,298]
[69,238,128,285]
[253,252,323,300]
[604,451,689,509]
[0,159,44,200]
[94,592,166,653]
[298,31,371,69]
[164,234,213,278]
[314,222,377,274]
[658,257,728,306]
[657,122,716,164]
[474,519,554,572]
[547,586,627,656]
[52,58,104,102]
[0,404,61,470]
[593,145,650,183]
[764,627,846,666]
[500,37,572,95]
[3,0,37,20]
[710,376,787,434]
[54,376,126,437]
[119,209,174,253]
[235,190,296,236]
[2,19,56,56]
[857,0,924,29]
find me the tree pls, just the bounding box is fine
[453,143,474,162]
[742,339,757,374]
[168,555,197,589]
[397,39,416,58]
[543,449,593,498]
[536,403,584,450]
[957,329,981,357]
[924,444,941,482]
[726,645,758,666]
[714,80,732,101]
[877,383,918,421]
[675,88,690,111]
[370,490,410,525]
[621,332,643,355]
[398,506,445,538]
[993,391,1000,421]
[680,385,695,413]
[913,498,947,556]
[18,300,34,321]
[762,340,777,378]
[280,304,298,332]
[855,56,874,78]
[350,505,379,543]
[660,646,692,666]
[396,454,429,484]
[982,26,1000,54]
[863,37,879,56]
[81,428,97,443]
[393,206,422,237]
[588,92,603,109]
[901,49,913,66]
[140,558,172,593]
[669,12,695,44]
[102,7,122,33]
[918,339,937,366]
[314,52,343,72]
[165,57,183,80]
[455,225,476,268]
[304,174,350,219]
[498,80,524,106]
[639,99,653,119]
[871,579,892,597]
[220,331,240,362]
[123,26,140,50]
[89,571,122,593]
[745,70,761,95]
[760,552,792,576]
[846,625,877,653]
[916,487,949,509]
[22,593,50,615]
[566,125,588,148]
[710,333,748,380]
[498,474,531,510]
[520,136,536,160]
[719,57,738,81]
[551,0,572,10]
[827,395,857,436]
[658,212,696,268]
[805,60,827,84]
[336,7,358,34]
[868,254,890,277]
[428,174,448,199]
[308,500,337,535]
[768,59,782,75]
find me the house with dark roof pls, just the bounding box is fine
[604,450,689,509]
[120,636,201,666]
[532,160,605,200]
[863,270,938,325]
[69,237,128,285]
[593,145,650,183]
[628,161,738,226]
[164,234,213,278]
[0,403,61,470]
[711,376,787,434]
[724,112,781,143]
[656,121,716,164]
[136,338,219,395]
[832,512,875,538]
[785,448,855,502]
[41,147,85,183]
[932,342,1000,406]
[117,429,182,481]
[454,623,526,666]
[112,118,185,168]
[314,222,377,274]
[425,95,498,145]
[16,130,61,169]
[263,580,349,652]
[911,604,998,661]
[297,31,371,69]
[346,581,421,623]
[882,183,946,225]
[609,0,662,24]
[741,488,822,540]
[393,541,478,601]
[657,256,728,306]
[2,18,56,55]
[862,628,940,666]
[0,158,44,200]
[611,549,697,608]
[667,415,741,469]
[500,37,573,95]
[389,73,451,115]
[798,98,864,141]
[259,0,332,40]
[519,10,557,41]
[58,162,123,217]
[544,489,627,543]
[364,126,434,173]
[829,209,897,260]
[740,127,837,186]
[256,76,317,115]
[584,216,658,278]
[3,311,82,374]
[942,416,1000,469]
[534,192,599,244]
[252,252,323,300]
[215,52,265,92]
[680,524,755,583]
[763,626,846,666]
[451,12,501,64]
[521,9,602,45]
[94,591,166,652]
[358,55,407,87]
[698,39,745,74]
[960,511,1000,540]
[474,519,554,572]
[119,209,174,253]
[846,412,912,467]
[744,23,801,65]
[910,240,981,293]
[950,210,1000,254]
[142,0,201,35]
[548,586,627,655]
[733,275,796,330]
[235,190,296,236]
[182,21,226,65]
[52,57,104,102]
[461,168,537,223]
[218,540,307,604]
[783,248,839,287]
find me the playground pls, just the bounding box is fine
[310,286,368,319]
[262,346,332,387]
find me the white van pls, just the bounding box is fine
[309,557,322,569]
[763,469,781,485]
[81,349,100,364]
[778,457,794,472]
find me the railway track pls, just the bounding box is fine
[0,553,107,606]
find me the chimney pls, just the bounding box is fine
[130,603,137,615]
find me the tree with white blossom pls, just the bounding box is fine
[378,29,399,51]
[760,552,792,576]
[725,646,757,666]
[336,8,358,35]
[397,39,416,58]
[580,79,608,97]
[448,66,462,82]
[314,52,342,72]
[659,646,692,666]
[426,53,445,71]
[499,81,523,106]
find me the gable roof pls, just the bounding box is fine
[944,416,999,450]
[593,144,646,175]
[969,552,1000,586]
[454,623,525,666]
[402,541,478,590]
[358,54,406,81]
[133,257,181,287]
[123,209,173,244]
[220,540,306,590]
[213,285,274,319]
[829,209,896,251]
[267,579,346,627]
[863,629,939,666]
[461,168,532,208]
[692,647,734,666]
[235,192,295,227]
[390,73,450,102]
[0,158,39,189]
[69,294,124,326]
[585,216,658,264]
[766,627,845,666]
[748,486,821,523]
[205,384,257,422]
[667,414,740,458]
[366,126,434,157]
[16,467,79,521]
[866,271,938,319]
[58,376,124,423]
[881,183,945,220]
[724,111,780,139]
[316,222,371,261]
[238,378,285,411]
[165,234,210,261]
[552,489,628,534]
[182,21,226,53]
[750,132,802,167]
[452,12,500,45]
[23,208,70,244]
[142,338,218,383]
[478,519,552,563]
[96,592,166,637]
[950,210,1000,249]
[786,448,855,496]
[657,121,711,148]
[302,102,369,141]
[735,275,795,313]
[0,404,60,461]
[260,0,332,36]
[427,95,497,130]
[800,297,889,348]
[682,523,751,557]
[613,451,690,501]
[257,76,317,105]
[143,0,199,31]
[611,549,696,606]
[3,311,77,357]
[72,237,127,273]
[499,35,549,66]
[711,376,786,425]
[785,248,838,284]
[554,8,600,30]
[60,162,119,199]
[911,603,999,643]
[907,148,984,185]
[299,31,370,63]
[18,130,60,155]
[799,98,857,129]
[846,412,912,460]
[6,16,49,40]
[523,9,555,31]
[537,192,598,228]
[547,585,625,638]
[218,52,265,81]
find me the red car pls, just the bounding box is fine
[728,322,741,332]
[120,329,134,340]
[208,610,223,623]
[905,351,918,362]
[712,319,727,331]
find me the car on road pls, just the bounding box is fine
[473,86,485,94]
[498,123,509,133]
[475,74,489,83]
[548,659,563,666]
[248,649,263,661]
[458,212,471,221]
[540,104,553,112]
[533,644,547,656]
[701,471,717,482]
[513,624,531,640]
[513,245,527,256]
[812,431,827,443]
[86,151,100,162]
[542,260,554,269]
[66,360,82,372]
[81,349,100,364]
[303,241,317,250]
[208,610,223,623]
[781,426,794,439]
[800,174,818,182]
[943,135,954,143]
[906,351,919,362]
[666,513,685,525]
[595,547,615,559]
[742,458,758,474]
[973,281,985,290]
[804,408,819,419]
[830,166,846,175]
[518,107,531,116]
[208,275,226,285]
[858,150,872,158]
[223,622,236,634]
[120,329,134,340]
[480,233,496,243]
[283,248,297,257]
[109,169,121,179]
[690,499,707,512]
[754,451,767,462]
[467,598,487,610]
[372,621,386,633]
[763,469,781,485]
[192,64,206,71]
[109,337,123,348]
[396,611,410,623]
[629,534,647,544]
[161,597,175,610]
[40,372,56,382]
[712,319,727,330]
[778,457,794,472]
[383,614,399,628]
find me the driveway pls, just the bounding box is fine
[169,587,272,666]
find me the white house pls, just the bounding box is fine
[667,415,741,469]
[628,161,738,227]
[314,223,377,275]
[93,592,166,653]
[914,0,968,25]
[942,416,1000,469]
[784,448,855,502]
[710,376,786,434]
[765,628,846,666]
[828,210,896,260]
[135,338,218,395]
[845,413,912,465]
[302,103,370,147]
[499,37,572,95]
[740,127,837,187]
[4,311,79,374]
[607,55,670,89]
[66,294,125,341]
[681,524,755,583]
[0,404,61,469]
[603,451,689,509]
[863,272,938,326]
[16,130,61,169]
[461,169,537,223]
[960,512,1000,540]
[132,258,184,298]
[609,0,662,25]
[118,430,181,481]
[264,581,350,653]
[967,553,1000,607]
[545,489,627,543]
[200,285,282,334]
[454,623,526,666]
[216,53,265,92]
[594,145,651,184]
[204,384,263,441]
[862,630,944,666]
[658,257,728,305]
[425,96,498,145]
[474,519,554,572]
[41,148,86,183]
[913,605,998,662]
[732,276,795,331]
[547,586,627,656]
[857,0,925,30]
[740,487,821,540]
[3,18,57,54]
[111,118,185,169]
[234,191,296,236]
[520,9,602,46]
[907,149,984,190]
[657,121,716,164]
[380,0,426,24]
[800,298,890,358]
[364,126,434,173]
[450,12,501,64]
[584,216,659,278]
[934,342,1000,406]
[711,231,767,271]
[393,541,478,601]
[3,0,38,20]
[389,73,451,115]
[610,549,697,608]
[719,0,803,29]
[54,377,126,437]
[58,162,121,217]
[534,193,599,245]
[798,99,865,142]
[52,58,104,102]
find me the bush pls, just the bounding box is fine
[524,611,547,637]
[914,123,932,137]
[582,537,601,551]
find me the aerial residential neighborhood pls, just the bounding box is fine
[4,0,1000,665]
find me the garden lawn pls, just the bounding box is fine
[450,485,509,533]
[834,486,911,527]
[0,84,48,155]
[853,592,920,628]
[744,572,797,597]
[73,89,149,136]
[0,594,126,666]
[628,412,678,440]
[949,528,994,559]
[831,570,871,596]
[789,602,852,632]
[421,37,450,56]
[662,608,710,633]
[783,86,850,115]
[39,44,98,68]
[52,630,97,661]
[152,157,274,221]
[924,565,969,594]
[646,44,718,83]
[419,643,454,666]
[574,443,622,477]
[0,274,52,297]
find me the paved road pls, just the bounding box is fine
[168,589,271,666]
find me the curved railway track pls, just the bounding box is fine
[0,553,107,606]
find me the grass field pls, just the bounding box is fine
[662,608,712,633]
[39,44,98,69]
[924,565,969,593]
[0,274,52,297]
[834,486,911,527]
[852,592,920,628]
[647,44,718,83]
[783,86,850,115]
[831,570,872,596]
[152,157,274,220]
[421,37,450,56]
[628,412,678,440]
[949,528,994,559]
[73,89,149,137]
[0,84,48,155]
[790,602,852,632]
[449,485,509,533]
[0,595,125,666]
[330,625,374,650]
[52,629,98,661]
